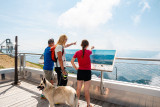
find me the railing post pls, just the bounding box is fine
[19,53,21,76]
[22,53,26,77]
[19,53,26,78]
[14,36,18,85]
[0,46,2,52]
[115,66,117,80]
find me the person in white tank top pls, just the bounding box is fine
[55,34,76,86]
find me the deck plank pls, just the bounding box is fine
[137,94,146,107]
[152,96,160,107]
[0,80,146,107]
[145,95,154,107]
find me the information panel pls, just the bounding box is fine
[65,49,116,72]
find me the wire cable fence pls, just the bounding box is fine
[1,53,160,87]
[24,54,43,69]
[24,54,160,87]
[110,62,160,86]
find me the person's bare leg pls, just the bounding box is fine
[84,80,91,106]
[77,80,83,103]
[50,80,54,85]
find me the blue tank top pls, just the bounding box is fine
[43,47,54,70]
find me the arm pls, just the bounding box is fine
[65,42,76,48]
[57,51,66,74]
[71,58,78,70]
[89,46,95,51]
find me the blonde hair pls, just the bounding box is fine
[56,34,68,46]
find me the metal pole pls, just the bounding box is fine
[101,71,103,84]
[19,53,22,77]
[115,66,117,80]
[22,53,26,78]
[14,36,18,85]
[100,71,105,95]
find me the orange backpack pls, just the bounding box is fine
[51,45,64,62]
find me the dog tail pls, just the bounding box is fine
[74,93,78,107]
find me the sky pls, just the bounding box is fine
[0,0,160,54]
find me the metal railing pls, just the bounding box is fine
[113,58,160,87]
[0,53,160,88]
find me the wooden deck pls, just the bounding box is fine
[0,80,123,107]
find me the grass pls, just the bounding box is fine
[26,61,43,69]
[0,65,4,69]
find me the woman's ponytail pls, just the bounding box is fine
[81,40,89,58]
[82,46,85,58]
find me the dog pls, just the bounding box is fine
[37,78,78,107]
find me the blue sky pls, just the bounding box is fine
[0,0,160,54]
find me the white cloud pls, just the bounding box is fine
[57,0,154,51]
[66,30,141,51]
[132,0,150,25]
[58,0,120,30]
[139,0,150,12]
[1,0,157,52]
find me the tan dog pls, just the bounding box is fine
[37,78,78,107]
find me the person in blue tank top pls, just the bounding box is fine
[43,38,54,84]
[43,46,54,71]
[41,38,54,99]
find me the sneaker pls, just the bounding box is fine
[41,94,46,99]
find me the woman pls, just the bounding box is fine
[55,34,76,86]
[71,40,94,107]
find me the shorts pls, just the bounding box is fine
[44,70,53,81]
[77,69,91,81]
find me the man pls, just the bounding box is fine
[41,38,54,99]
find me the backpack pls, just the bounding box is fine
[51,45,64,62]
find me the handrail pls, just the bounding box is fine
[0,53,15,55]
[116,57,160,61]
[0,53,42,55]
[1,53,160,61]
[19,53,42,55]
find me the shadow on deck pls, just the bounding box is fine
[0,79,123,107]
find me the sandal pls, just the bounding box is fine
[40,94,46,99]
[87,104,93,107]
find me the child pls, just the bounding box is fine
[71,40,94,107]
